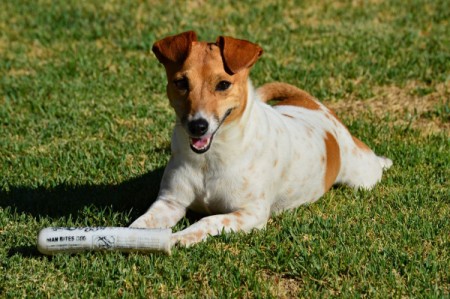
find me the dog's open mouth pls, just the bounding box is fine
[190,135,213,154]
[188,108,234,154]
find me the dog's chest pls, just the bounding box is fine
[189,154,262,214]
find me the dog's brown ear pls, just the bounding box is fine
[216,36,263,74]
[152,31,198,64]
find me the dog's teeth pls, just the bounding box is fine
[191,136,211,150]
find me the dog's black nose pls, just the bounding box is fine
[188,118,209,136]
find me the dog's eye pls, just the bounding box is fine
[216,81,232,91]
[173,78,189,91]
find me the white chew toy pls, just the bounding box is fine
[37,227,172,255]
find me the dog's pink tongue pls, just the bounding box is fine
[191,136,210,149]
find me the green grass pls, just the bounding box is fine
[1,0,449,297]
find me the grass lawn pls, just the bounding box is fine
[1,0,449,297]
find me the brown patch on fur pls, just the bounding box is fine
[324,132,341,192]
[276,98,320,110]
[258,82,321,110]
[222,74,249,124]
[222,218,231,226]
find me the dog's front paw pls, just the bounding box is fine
[171,230,207,247]
[129,216,152,228]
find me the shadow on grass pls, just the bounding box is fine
[0,167,165,220]
[8,246,43,258]
[2,165,209,258]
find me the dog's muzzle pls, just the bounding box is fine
[187,108,233,154]
[188,118,212,154]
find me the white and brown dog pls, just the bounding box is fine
[130,31,392,247]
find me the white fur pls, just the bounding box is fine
[130,81,392,246]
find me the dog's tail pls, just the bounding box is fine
[257,82,315,103]
[378,156,393,170]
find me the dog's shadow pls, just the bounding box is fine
[2,167,167,257]
[2,165,208,257]
[0,167,165,220]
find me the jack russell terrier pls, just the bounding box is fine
[130,31,392,247]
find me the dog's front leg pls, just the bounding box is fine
[129,198,186,229]
[172,203,270,247]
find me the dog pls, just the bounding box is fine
[130,31,392,247]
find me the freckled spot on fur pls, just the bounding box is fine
[194,230,204,240]
[242,177,249,189]
[233,211,242,217]
[273,159,278,167]
[324,131,341,192]
[282,113,294,118]
[222,218,231,226]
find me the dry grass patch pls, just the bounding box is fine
[261,270,302,298]
[327,82,449,135]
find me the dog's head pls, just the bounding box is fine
[152,31,263,154]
